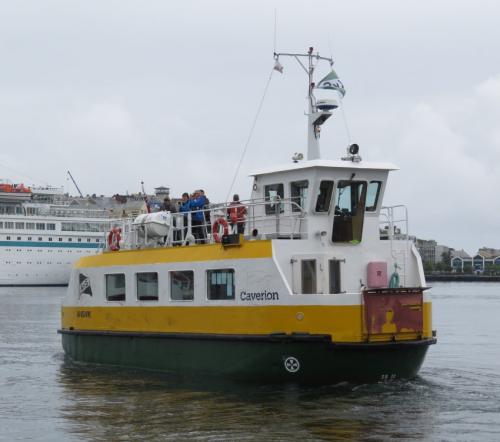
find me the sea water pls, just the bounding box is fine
[0,283,499,441]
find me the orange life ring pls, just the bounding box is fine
[107,227,121,251]
[212,218,229,243]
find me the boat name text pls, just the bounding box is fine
[76,310,91,318]
[240,290,279,301]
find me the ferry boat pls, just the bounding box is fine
[0,183,115,286]
[59,48,436,383]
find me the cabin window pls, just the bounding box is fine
[47,223,56,231]
[5,222,14,229]
[36,223,45,230]
[315,180,334,212]
[26,223,35,229]
[105,273,126,301]
[15,222,24,229]
[366,181,382,212]
[290,180,308,212]
[207,269,235,300]
[0,222,3,228]
[329,260,342,294]
[170,270,194,301]
[332,181,367,243]
[264,183,284,215]
[136,272,158,301]
[301,260,317,294]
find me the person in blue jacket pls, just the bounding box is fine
[178,192,191,242]
[189,189,207,243]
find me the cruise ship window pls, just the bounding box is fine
[78,238,82,242]
[170,271,194,301]
[0,222,3,228]
[38,237,42,241]
[36,223,45,230]
[207,269,235,300]
[5,222,14,229]
[68,238,72,242]
[27,237,32,241]
[17,237,21,240]
[315,180,334,212]
[15,222,24,229]
[47,223,56,230]
[290,180,308,212]
[301,260,317,294]
[59,238,63,242]
[6,237,10,240]
[26,223,35,229]
[87,238,91,242]
[105,274,126,301]
[264,184,284,215]
[366,181,382,212]
[136,272,158,301]
[48,238,52,241]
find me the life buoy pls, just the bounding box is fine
[212,218,229,243]
[107,227,121,251]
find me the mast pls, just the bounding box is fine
[274,47,336,161]
[67,170,84,198]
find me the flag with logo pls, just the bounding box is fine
[79,273,92,297]
[316,70,346,97]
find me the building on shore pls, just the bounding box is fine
[451,248,500,273]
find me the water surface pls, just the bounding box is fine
[1,283,499,441]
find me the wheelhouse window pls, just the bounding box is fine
[301,260,317,294]
[207,269,235,300]
[315,180,334,212]
[106,273,126,301]
[366,181,382,212]
[170,270,194,301]
[264,183,284,215]
[136,272,158,301]
[332,181,367,243]
[290,180,308,212]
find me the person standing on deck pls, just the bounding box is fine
[190,190,207,243]
[227,194,247,235]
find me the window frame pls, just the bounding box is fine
[170,270,195,301]
[206,268,235,301]
[264,183,285,215]
[290,180,309,213]
[136,271,159,301]
[105,273,126,302]
[366,181,382,212]
[315,180,335,213]
[301,259,317,294]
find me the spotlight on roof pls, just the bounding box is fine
[292,153,304,163]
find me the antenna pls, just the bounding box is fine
[67,171,83,197]
[273,48,337,160]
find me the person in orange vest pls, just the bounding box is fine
[227,194,247,235]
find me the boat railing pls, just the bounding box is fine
[379,205,410,241]
[117,197,307,250]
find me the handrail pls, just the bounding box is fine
[116,197,307,250]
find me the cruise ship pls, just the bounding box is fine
[0,183,119,286]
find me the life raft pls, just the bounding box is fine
[212,218,229,243]
[107,227,121,251]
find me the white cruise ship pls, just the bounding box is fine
[0,182,119,286]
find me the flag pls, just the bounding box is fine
[79,273,92,297]
[316,70,346,97]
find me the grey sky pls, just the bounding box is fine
[0,0,499,253]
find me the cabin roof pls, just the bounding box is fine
[249,159,399,177]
